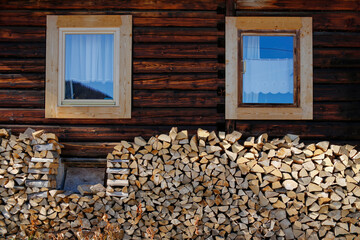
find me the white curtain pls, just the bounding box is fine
[243,36,260,102]
[243,59,293,93]
[243,36,260,60]
[65,34,114,83]
[242,36,293,103]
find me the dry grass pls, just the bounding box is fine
[18,214,123,240]
[194,216,200,235]
[146,227,155,240]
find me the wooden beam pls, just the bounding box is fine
[226,120,236,133]
[226,0,236,16]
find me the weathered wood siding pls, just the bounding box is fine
[233,0,360,144]
[0,0,359,157]
[0,0,226,156]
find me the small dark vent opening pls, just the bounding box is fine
[58,158,106,193]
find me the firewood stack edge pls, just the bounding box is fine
[1,127,360,239]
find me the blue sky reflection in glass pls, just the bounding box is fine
[242,35,294,104]
[65,34,114,100]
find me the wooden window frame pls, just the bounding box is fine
[225,17,312,120]
[58,28,120,107]
[238,31,300,108]
[46,15,132,119]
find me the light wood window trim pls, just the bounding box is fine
[225,17,312,120]
[46,15,132,119]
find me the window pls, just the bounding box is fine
[225,17,312,120]
[46,15,132,118]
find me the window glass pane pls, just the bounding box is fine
[242,35,294,104]
[65,34,114,100]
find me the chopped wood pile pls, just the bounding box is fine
[26,133,60,190]
[1,127,360,240]
[0,128,62,238]
[106,127,360,239]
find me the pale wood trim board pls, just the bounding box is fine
[225,16,313,120]
[45,15,132,119]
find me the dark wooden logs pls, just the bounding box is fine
[314,69,360,84]
[0,108,224,125]
[236,0,360,11]
[0,27,45,42]
[0,42,45,58]
[134,34,219,43]
[0,59,45,72]
[236,121,360,140]
[313,49,360,68]
[133,60,222,73]
[132,74,224,90]
[0,73,44,89]
[0,0,220,10]
[313,32,360,48]
[0,11,221,27]
[0,89,224,108]
[133,44,221,59]
[0,102,359,125]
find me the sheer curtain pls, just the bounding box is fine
[65,34,114,98]
[242,36,293,103]
[243,36,260,103]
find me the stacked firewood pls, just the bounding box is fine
[1,127,360,239]
[26,130,60,190]
[106,127,360,239]
[106,141,132,198]
[0,128,62,237]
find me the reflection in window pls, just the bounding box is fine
[65,34,114,100]
[242,35,294,104]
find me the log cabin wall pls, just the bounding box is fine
[0,0,226,157]
[233,0,360,146]
[0,0,359,158]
